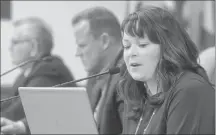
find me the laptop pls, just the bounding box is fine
[18,87,98,134]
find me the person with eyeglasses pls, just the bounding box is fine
[1,17,76,134]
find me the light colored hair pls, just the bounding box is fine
[13,17,54,56]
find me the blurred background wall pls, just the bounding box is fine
[1,1,215,86]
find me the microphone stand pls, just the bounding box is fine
[1,59,38,103]
[1,59,37,77]
[1,56,53,77]
[0,67,120,103]
[1,95,20,103]
[1,56,53,103]
[53,71,109,87]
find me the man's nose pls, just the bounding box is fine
[9,44,13,52]
[75,47,81,57]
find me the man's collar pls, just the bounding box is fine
[95,47,123,80]
[23,65,33,77]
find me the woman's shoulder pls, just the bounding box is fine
[169,71,214,101]
[164,71,215,135]
[176,71,213,90]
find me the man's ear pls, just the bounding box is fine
[30,39,39,57]
[100,33,110,50]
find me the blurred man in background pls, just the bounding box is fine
[72,7,124,134]
[1,17,76,134]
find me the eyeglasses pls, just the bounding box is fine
[11,38,32,46]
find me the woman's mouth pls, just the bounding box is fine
[130,63,142,67]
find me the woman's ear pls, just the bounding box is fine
[100,33,110,50]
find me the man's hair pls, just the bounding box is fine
[13,17,53,56]
[72,7,122,42]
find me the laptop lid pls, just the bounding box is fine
[18,87,98,134]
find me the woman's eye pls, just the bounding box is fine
[122,42,131,50]
[139,43,148,48]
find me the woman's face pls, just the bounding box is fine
[122,33,161,82]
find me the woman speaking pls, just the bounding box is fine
[119,6,215,134]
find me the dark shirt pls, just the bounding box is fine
[1,55,76,121]
[86,49,124,134]
[122,71,215,134]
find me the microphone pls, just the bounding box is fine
[0,67,121,103]
[0,56,53,77]
[53,67,120,87]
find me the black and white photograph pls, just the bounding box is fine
[1,1,215,134]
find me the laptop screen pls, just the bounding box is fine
[19,87,98,134]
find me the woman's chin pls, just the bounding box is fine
[131,74,146,82]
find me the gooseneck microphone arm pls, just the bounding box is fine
[1,60,37,102]
[0,56,53,103]
[0,56,53,77]
[1,59,37,77]
[0,95,20,103]
[0,67,121,103]
[53,68,119,87]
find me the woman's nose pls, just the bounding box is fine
[129,44,138,57]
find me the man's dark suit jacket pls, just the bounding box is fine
[1,54,76,132]
[86,50,125,134]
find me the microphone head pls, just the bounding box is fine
[108,67,120,75]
